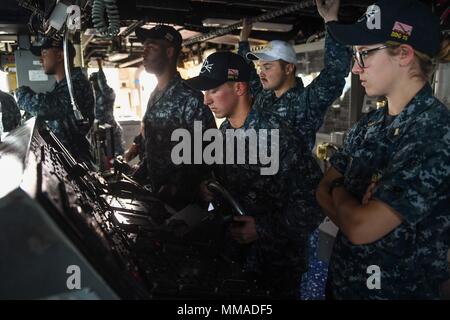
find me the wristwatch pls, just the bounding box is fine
[329,177,345,195]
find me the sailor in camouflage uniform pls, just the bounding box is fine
[187,51,324,299]
[238,0,351,150]
[316,0,450,299]
[135,25,216,210]
[15,38,95,163]
[89,59,125,155]
[239,0,351,299]
[0,89,21,132]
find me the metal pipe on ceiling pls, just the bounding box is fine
[182,0,316,46]
[119,20,146,37]
[85,48,107,60]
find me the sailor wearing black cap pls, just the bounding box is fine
[188,51,324,299]
[15,37,95,163]
[134,25,216,210]
[316,0,450,299]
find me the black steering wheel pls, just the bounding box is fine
[206,180,247,221]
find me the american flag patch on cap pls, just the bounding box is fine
[392,21,413,36]
[228,69,239,80]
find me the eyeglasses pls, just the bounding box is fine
[352,45,398,68]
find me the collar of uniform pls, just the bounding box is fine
[220,101,258,130]
[151,72,182,96]
[384,83,434,140]
[243,105,260,129]
[269,77,304,101]
[55,67,83,87]
[146,72,183,112]
[168,72,183,90]
[289,77,305,95]
[244,105,285,132]
[294,77,304,90]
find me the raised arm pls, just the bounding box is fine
[237,18,263,97]
[302,0,352,132]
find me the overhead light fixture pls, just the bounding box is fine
[84,28,104,36]
[118,57,144,68]
[107,52,130,62]
[202,19,293,32]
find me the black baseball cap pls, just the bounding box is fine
[30,37,76,57]
[328,0,441,56]
[135,25,182,49]
[185,51,251,91]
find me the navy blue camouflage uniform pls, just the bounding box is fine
[92,68,125,155]
[329,84,450,299]
[216,107,324,297]
[16,67,95,163]
[238,26,351,150]
[141,72,216,210]
[0,90,21,132]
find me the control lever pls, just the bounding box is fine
[206,180,246,216]
[113,157,132,176]
[108,158,159,201]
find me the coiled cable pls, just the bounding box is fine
[91,0,120,37]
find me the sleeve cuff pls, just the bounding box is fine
[329,152,349,175]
